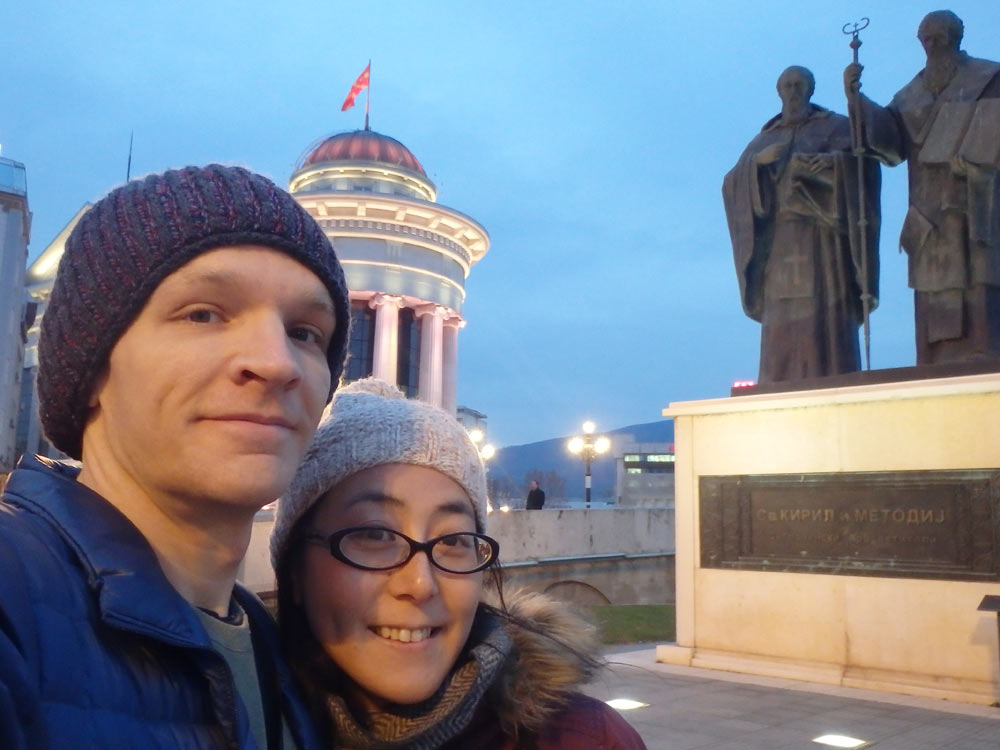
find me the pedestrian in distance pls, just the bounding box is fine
[526,479,546,509]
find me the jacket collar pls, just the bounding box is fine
[4,454,213,647]
[5,454,325,749]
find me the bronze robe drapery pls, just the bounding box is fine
[724,105,881,383]
[856,54,1000,363]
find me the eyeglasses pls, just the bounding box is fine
[304,526,500,574]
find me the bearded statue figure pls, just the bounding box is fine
[845,10,1000,364]
[724,66,881,383]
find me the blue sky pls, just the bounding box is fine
[3,1,998,447]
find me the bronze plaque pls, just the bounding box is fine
[700,471,1000,580]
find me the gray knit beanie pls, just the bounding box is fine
[270,378,488,568]
[38,164,351,459]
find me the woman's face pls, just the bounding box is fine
[297,463,484,708]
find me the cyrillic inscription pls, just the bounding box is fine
[699,470,1000,580]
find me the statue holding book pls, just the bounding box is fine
[723,66,880,383]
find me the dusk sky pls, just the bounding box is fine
[4,1,998,448]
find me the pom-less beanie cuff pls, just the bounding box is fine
[37,164,351,459]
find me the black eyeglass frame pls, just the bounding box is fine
[304,526,500,574]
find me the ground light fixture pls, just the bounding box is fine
[812,735,871,748]
[605,698,648,711]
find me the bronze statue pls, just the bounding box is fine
[845,10,1000,364]
[724,66,881,383]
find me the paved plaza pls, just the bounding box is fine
[588,647,999,749]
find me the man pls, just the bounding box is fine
[845,10,1000,364]
[0,165,351,748]
[526,479,545,509]
[724,66,880,383]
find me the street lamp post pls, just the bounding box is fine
[468,427,499,511]
[567,420,610,508]
[468,428,496,461]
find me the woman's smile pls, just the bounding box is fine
[371,625,438,643]
[299,464,484,706]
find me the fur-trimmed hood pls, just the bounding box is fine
[487,588,603,738]
[292,585,638,750]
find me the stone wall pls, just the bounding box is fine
[502,554,675,606]
[487,507,674,605]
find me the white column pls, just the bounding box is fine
[369,294,404,385]
[23,367,40,456]
[441,315,464,415]
[416,304,446,407]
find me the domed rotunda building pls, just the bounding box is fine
[289,129,489,413]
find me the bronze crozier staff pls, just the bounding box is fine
[843,17,873,370]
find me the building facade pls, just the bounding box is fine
[0,157,31,473]
[15,206,89,462]
[289,129,489,411]
[616,442,675,507]
[456,405,488,435]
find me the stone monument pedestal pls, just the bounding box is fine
[660,372,1000,705]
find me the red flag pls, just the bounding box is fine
[341,64,371,112]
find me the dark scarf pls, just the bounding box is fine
[326,611,513,749]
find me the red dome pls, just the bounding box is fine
[298,130,426,176]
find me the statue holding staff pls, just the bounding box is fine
[844,10,1000,364]
[723,66,881,383]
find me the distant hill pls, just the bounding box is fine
[488,419,673,503]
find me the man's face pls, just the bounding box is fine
[530,481,539,490]
[777,70,811,111]
[918,19,957,59]
[83,245,336,511]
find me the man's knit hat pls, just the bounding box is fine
[38,164,351,459]
[270,378,488,568]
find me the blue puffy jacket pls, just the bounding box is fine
[0,455,320,749]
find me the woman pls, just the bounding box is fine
[270,378,646,749]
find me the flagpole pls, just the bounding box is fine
[365,59,371,131]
